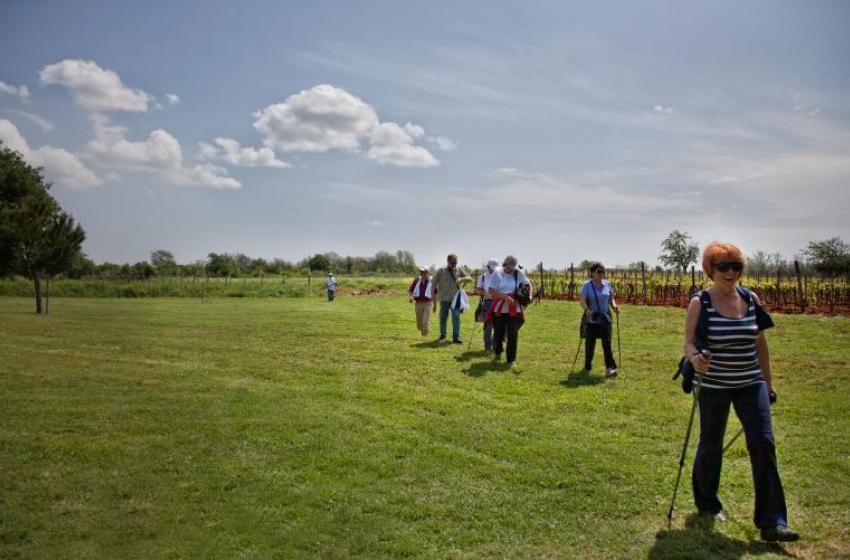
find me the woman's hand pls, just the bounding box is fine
[613,305,620,315]
[585,308,593,317]
[689,350,711,374]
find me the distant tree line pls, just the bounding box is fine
[61,249,420,280]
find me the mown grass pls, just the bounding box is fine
[1,296,848,559]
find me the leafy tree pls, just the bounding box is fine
[206,253,238,277]
[659,230,699,273]
[0,146,86,313]
[150,249,177,276]
[628,261,649,271]
[579,259,596,272]
[803,237,850,277]
[308,253,330,272]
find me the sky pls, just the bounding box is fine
[1,1,849,269]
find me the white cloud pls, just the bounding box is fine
[197,137,290,168]
[493,166,519,175]
[0,81,30,102]
[653,105,673,115]
[166,93,181,105]
[403,123,425,138]
[4,110,54,133]
[254,84,378,152]
[89,116,182,169]
[87,116,240,189]
[253,84,439,167]
[39,59,152,112]
[429,135,458,151]
[367,122,439,168]
[0,119,100,188]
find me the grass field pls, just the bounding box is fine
[1,296,849,559]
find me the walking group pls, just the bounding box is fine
[407,242,799,543]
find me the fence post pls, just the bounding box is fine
[539,262,544,299]
[641,262,647,305]
[690,265,696,297]
[794,261,806,312]
[569,263,575,299]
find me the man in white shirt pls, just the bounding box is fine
[326,273,337,302]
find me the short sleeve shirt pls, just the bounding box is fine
[490,269,530,296]
[581,280,614,323]
[433,267,466,303]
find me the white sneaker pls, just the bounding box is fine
[508,361,517,369]
[605,367,618,377]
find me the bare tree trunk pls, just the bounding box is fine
[32,274,43,314]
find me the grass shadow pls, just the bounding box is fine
[559,370,605,388]
[454,350,488,363]
[649,513,795,560]
[411,339,444,349]
[462,360,507,378]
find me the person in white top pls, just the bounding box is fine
[408,267,433,336]
[487,255,533,368]
[475,259,500,352]
[326,273,337,302]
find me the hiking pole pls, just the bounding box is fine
[616,312,623,372]
[667,351,709,525]
[467,316,479,351]
[723,426,744,455]
[569,337,583,375]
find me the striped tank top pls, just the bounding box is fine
[703,292,764,390]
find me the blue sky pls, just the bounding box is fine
[1,1,848,268]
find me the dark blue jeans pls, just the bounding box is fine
[439,300,461,341]
[692,382,788,529]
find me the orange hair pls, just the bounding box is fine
[702,241,746,276]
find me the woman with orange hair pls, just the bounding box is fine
[683,241,798,542]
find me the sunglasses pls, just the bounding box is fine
[715,261,744,273]
[593,269,605,274]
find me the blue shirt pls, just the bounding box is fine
[581,280,614,323]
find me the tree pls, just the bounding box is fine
[206,253,238,277]
[308,253,330,272]
[0,147,86,313]
[749,250,769,279]
[803,237,850,278]
[659,230,699,274]
[150,249,177,276]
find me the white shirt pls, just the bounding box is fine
[476,268,499,299]
[490,268,529,296]
[326,277,336,290]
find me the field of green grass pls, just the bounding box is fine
[1,296,848,559]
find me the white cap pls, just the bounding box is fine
[487,258,499,269]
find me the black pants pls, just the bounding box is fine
[493,314,521,363]
[585,322,616,369]
[693,383,788,529]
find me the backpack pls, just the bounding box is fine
[514,270,532,306]
[673,286,774,393]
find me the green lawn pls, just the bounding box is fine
[1,296,848,559]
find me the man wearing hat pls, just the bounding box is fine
[326,272,337,302]
[408,267,433,336]
[475,259,500,352]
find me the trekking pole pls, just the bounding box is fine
[616,312,623,372]
[723,426,744,454]
[569,337,583,375]
[467,316,479,351]
[667,351,709,525]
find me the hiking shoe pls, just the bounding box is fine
[508,362,517,369]
[760,525,799,542]
[438,336,446,342]
[699,510,727,523]
[492,354,501,363]
[605,367,618,377]
[453,339,463,344]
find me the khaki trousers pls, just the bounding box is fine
[415,301,432,335]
